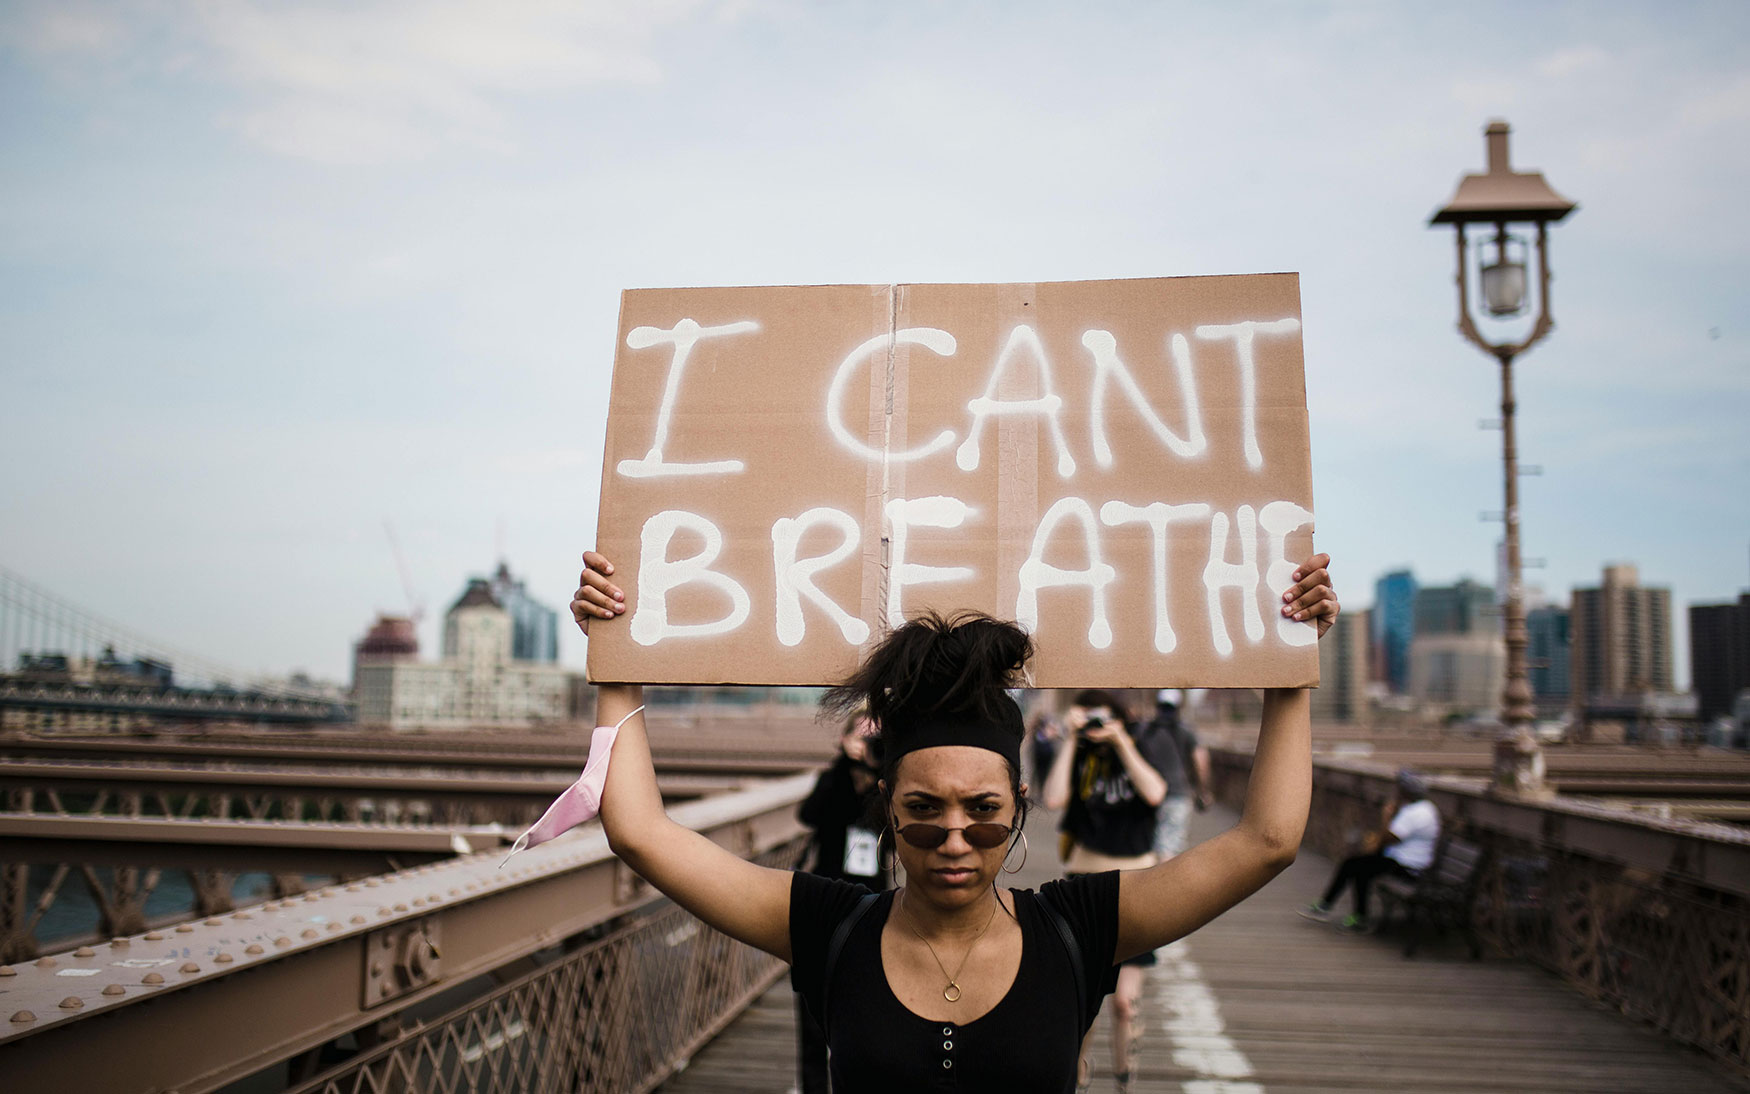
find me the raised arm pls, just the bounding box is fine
[1112,554,1336,961]
[573,553,794,961]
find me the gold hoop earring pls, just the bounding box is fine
[1002,830,1029,874]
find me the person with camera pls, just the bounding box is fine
[1042,689,1177,1093]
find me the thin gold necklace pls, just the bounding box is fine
[899,887,1002,1003]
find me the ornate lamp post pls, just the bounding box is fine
[1429,120,1577,797]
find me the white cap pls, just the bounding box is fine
[1155,688,1182,705]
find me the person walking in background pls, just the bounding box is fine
[1299,769,1440,932]
[1143,690,1213,861]
[1027,710,1065,802]
[794,715,888,1092]
[1042,690,1175,1094]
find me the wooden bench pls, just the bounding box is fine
[1375,835,1484,958]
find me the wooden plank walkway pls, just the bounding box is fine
[662,806,1747,1093]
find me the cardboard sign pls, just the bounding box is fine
[589,275,1318,689]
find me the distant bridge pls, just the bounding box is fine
[0,565,350,726]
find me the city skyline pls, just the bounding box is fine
[2,2,1746,685]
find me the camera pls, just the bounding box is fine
[1080,714,1105,735]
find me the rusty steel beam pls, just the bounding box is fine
[0,771,813,1094]
[0,710,836,770]
[0,757,758,798]
[0,813,503,875]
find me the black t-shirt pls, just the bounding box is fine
[789,871,1121,1093]
[1060,727,1178,856]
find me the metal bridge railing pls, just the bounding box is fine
[1,772,814,1094]
[1212,748,1750,1077]
[287,846,801,1094]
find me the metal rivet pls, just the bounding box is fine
[274,937,291,948]
[142,973,165,985]
[234,912,252,920]
[102,984,126,996]
[35,957,56,969]
[301,929,318,940]
[175,924,195,934]
[346,884,362,892]
[263,901,278,911]
[60,996,84,1010]
[11,1010,36,1023]
[0,965,14,977]
[394,903,408,913]
[180,963,200,974]
[74,946,95,958]
[245,945,264,955]
[412,898,426,908]
[351,915,366,925]
[305,893,320,902]
[215,952,235,963]
[205,918,223,927]
[449,888,461,897]
[364,879,380,888]
[326,922,342,932]
[110,937,131,948]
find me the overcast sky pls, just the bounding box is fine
[2,1,1745,687]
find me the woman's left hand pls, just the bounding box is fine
[1280,553,1338,639]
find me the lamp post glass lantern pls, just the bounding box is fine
[1429,120,1577,798]
[1479,230,1529,316]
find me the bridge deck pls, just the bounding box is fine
[661,806,1745,1093]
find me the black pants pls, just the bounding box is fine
[796,995,830,1093]
[1321,852,1414,918]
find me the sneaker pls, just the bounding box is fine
[1296,902,1333,921]
[1337,913,1371,933]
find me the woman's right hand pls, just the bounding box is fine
[570,550,626,634]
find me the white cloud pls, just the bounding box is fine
[189,0,741,161]
[7,0,756,163]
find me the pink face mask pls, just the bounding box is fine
[500,704,644,868]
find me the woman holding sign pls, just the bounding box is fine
[564,548,1335,1094]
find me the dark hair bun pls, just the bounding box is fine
[823,611,1032,730]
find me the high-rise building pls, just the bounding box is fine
[1570,564,1673,707]
[1371,570,1416,693]
[489,562,559,663]
[1690,593,1750,721]
[1408,632,1505,713]
[1312,607,1369,724]
[1526,605,1571,710]
[1413,578,1496,637]
[354,567,570,729]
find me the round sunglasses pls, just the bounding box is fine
[892,820,1015,850]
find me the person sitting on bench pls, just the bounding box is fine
[1299,770,1439,932]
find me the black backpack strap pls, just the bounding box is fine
[1033,887,1087,1029]
[819,891,881,1037]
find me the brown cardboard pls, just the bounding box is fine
[590,275,1318,689]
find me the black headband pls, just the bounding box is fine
[884,694,1024,771]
